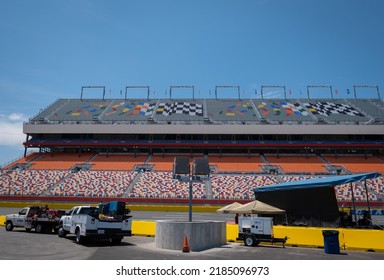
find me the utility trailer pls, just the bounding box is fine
[237,216,288,247]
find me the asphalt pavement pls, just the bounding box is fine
[1,226,383,260]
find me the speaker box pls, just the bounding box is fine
[173,157,190,174]
[193,158,210,176]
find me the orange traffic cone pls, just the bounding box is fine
[182,235,190,253]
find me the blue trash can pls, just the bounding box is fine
[322,230,340,254]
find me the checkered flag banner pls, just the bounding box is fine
[303,102,365,117]
[156,102,204,116]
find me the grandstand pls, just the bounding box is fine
[0,96,383,207]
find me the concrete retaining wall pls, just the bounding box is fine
[155,220,226,252]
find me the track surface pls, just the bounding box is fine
[1,226,384,260]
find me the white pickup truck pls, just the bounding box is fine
[57,204,132,244]
[5,206,64,233]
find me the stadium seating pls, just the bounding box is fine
[324,155,384,173]
[0,170,69,196]
[90,154,148,170]
[253,99,313,123]
[149,155,178,171]
[208,155,264,173]
[128,171,206,199]
[264,155,327,174]
[3,152,39,169]
[29,152,94,170]
[336,182,375,202]
[27,98,384,124]
[281,175,318,182]
[0,166,382,202]
[348,99,384,122]
[206,99,258,123]
[51,170,137,197]
[48,99,112,122]
[210,174,279,200]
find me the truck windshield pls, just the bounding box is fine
[19,209,28,215]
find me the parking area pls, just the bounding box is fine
[1,227,383,260]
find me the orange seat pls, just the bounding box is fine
[324,156,384,173]
[208,155,263,172]
[265,155,327,173]
[90,154,147,170]
[29,153,93,170]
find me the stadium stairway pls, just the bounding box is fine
[260,154,269,165]
[86,153,99,164]
[122,172,142,198]
[43,172,73,196]
[145,154,152,164]
[205,180,213,199]
[317,154,330,165]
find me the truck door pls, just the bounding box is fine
[63,208,75,230]
[14,208,28,227]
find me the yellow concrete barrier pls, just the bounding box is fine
[342,228,384,251]
[226,224,239,242]
[273,226,384,251]
[132,220,156,236]
[274,226,330,247]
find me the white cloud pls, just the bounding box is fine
[8,113,25,122]
[0,114,26,147]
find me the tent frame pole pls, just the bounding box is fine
[363,179,372,228]
[350,182,358,228]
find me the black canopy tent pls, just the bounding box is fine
[253,172,381,227]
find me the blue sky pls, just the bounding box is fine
[1,0,383,165]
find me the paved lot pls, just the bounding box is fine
[1,227,383,260]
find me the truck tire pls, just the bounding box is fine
[244,235,255,247]
[35,224,44,234]
[75,228,85,244]
[5,221,14,231]
[58,227,67,238]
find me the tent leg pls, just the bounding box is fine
[364,179,372,228]
[350,182,358,228]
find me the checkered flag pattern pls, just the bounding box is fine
[303,102,365,117]
[156,102,204,116]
